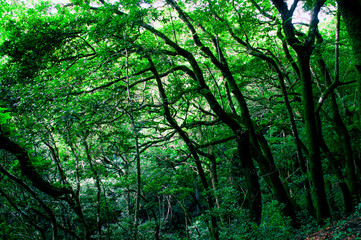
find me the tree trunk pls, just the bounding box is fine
[337,0,361,72]
[125,46,142,240]
[237,130,262,224]
[337,0,361,128]
[270,0,330,222]
[255,134,299,227]
[148,57,220,239]
[298,52,331,221]
[276,30,315,216]
[313,27,358,208]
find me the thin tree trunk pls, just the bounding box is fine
[148,57,219,239]
[83,139,102,239]
[317,129,354,213]
[314,25,358,207]
[162,0,263,223]
[0,164,58,240]
[124,45,142,240]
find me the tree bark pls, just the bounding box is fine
[0,134,71,198]
[298,53,331,221]
[141,6,263,223]
[337,0,361,129]
[337,0,361,72]
[313,33,358,207]
[148,57,220,239]
[270,0,331,222]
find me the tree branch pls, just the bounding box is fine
[0,134,72,198]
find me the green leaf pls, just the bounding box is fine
[0,107,11,125]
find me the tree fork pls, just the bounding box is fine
[148,56,220,239]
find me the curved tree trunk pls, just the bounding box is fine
[270,0,331,222]
[313,37,358,208]
[148,57,220,239]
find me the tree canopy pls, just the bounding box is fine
[1,0,361,239]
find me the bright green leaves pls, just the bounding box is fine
[1,13,69,81]
[0,107,15,139]
[0,107,11,125]
[0,0,359,238]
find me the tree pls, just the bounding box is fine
[1,0,360,238]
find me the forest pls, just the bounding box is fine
[1,0,361,239]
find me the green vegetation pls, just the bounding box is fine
[1,0,361,239]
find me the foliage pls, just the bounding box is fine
[0,0,360,239]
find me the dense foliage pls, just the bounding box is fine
[1,0,361,239]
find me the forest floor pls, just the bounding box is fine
[305,214,361,239]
